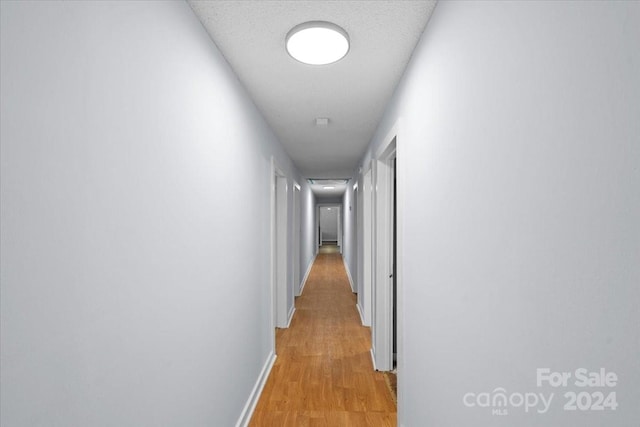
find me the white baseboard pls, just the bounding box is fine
[298,255,316,296]
[235,351,276,427]
[370,348,378,371]
[342,255,355,293]
[356,303,365,326]
[286,306,296,328]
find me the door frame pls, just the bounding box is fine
[371,121,400,372]
[293,183,302,296]
[271,158,289,333]
[360,164,373,327]
[316,203,342,253]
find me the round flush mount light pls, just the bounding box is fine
[286,21,350,65]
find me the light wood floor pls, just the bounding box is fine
[250,249,397,426]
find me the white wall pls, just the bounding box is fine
[0,1,305,425]
[361,1,640,425]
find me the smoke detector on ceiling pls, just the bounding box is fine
[315,117,329,127]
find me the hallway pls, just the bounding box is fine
[250,249,396,426]
[2,2,638,426]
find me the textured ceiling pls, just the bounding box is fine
[188,0,436,187]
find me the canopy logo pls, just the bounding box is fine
[462,388,553,416]
[462,368,619,416]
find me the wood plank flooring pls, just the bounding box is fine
[250,250,397,426]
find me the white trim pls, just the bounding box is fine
[369,348,378,371]
[269,158,277,354]
[361,164,373,327]
[293,183,301,299]
[275,172,289,328]
[316,203,342,254]
[299,254,316,295]
[356,303,365,325]
[337,205,343,250]
[342,255,356,293]
[286,307,296,328]
[371,119,399,372]
[375,120,401,159]
[396,122,405,424]
[235,351,277,427]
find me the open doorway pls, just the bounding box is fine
[372,132,397,373]
[392,158,397,369]
[317,205,342,254]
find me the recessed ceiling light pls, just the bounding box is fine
[323,186,335,189]
[286,21,349,65]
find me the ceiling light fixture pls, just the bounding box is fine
[323,186,335,189]
[308,178,349,185]
[286,21,349,65]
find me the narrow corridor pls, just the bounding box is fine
[250,248,397,426]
